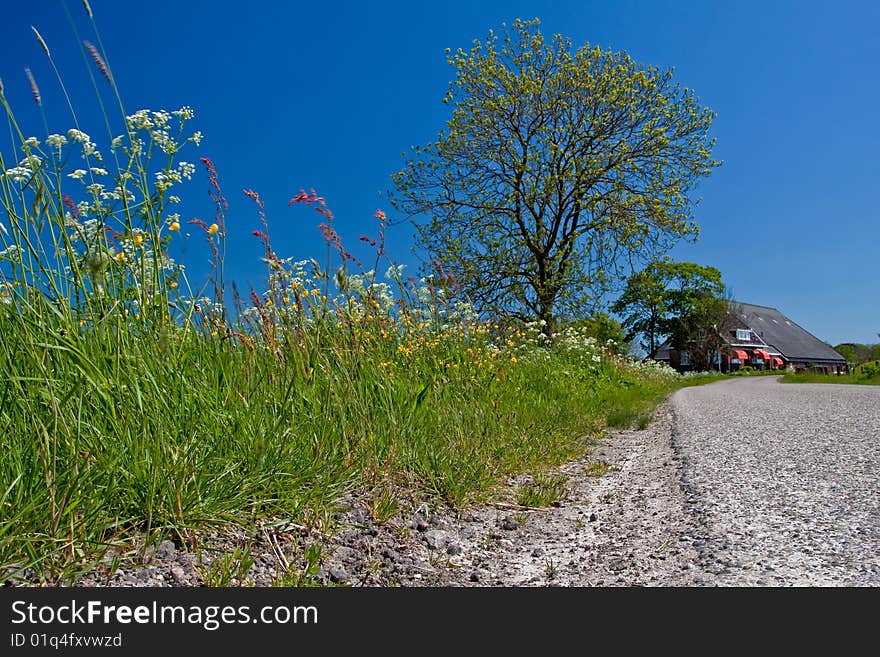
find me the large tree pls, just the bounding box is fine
[391,18,719,335]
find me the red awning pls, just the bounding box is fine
[733,350,748,360]
[754,350,770,360]
[773,357,783,366]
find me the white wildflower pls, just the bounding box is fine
[4,167,31,184]
[173,106,194,120]
[0,244,20,260]
[85,183,104,196]
[151,110,171,126]
[23,136,40,148]
[189,131,202,146]
[110,135,124,150]
[150,128,175,154]
[167,195,181,204]
[125,110,153,130]
[90,167,108,176]
[46,133,67,148]
[68,169,87,180]
[177,161,195,180]
[67,129,90,143]
[77,201,90,216]
[19,154,41,169]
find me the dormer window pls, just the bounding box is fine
[736,329,751,341]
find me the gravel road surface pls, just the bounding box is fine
[671,376,880,586]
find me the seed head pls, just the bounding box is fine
[24,68,41,106]
[83,40,112,83]
[31,26,50,58]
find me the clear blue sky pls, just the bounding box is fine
[2,0,877,345]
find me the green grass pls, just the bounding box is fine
[515,473,568,508]
[780,362,880,386]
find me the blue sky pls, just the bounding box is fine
[2,0,877,345]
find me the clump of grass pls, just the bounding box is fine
[585,460,611,478]
[516,473,567,508]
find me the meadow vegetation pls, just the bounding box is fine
[0,4,720,582]
[781,362,880,386]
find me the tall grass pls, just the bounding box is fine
[0,3,704,582]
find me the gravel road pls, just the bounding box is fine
[671,376,880,586]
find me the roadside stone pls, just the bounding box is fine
[156,540,176,559]
[170,566,187,584]
[328,567,349,584]
[500,517,519,531]
[423,530,449,550]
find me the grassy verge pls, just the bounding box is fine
[780,363,880,386]
[0,301,710,581]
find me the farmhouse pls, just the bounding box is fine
[652,302,847,374]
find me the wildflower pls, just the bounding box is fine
[133,234,144,246]
[0,244,21,260]
[207,223,219,235]
[110,135,124,150]
[24,68,41,106]
[189,131,202,146]
[125,109,153,130]
[68,129,89,143]
[115,252,125,262]
[31,26,51,58]
[83,40,112,83]
[90,167,108,176]
[172,106,195,120]
[46,133,67,148]
[177,161,195,180]
[4,167,31,184]
[169,220,180,232]
[23,136,39,148]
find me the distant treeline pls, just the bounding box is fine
[834,342,880,365]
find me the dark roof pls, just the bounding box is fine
[731,302,845,363]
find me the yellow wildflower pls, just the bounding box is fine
[169,221,180,231]
[208,223,219,235]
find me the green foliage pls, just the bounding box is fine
[391,18,719,333]
[515,473,568,508]
[613,260,726,365]
[568,312,629,353]
[833,342,880,365]
[781,362,880,386]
